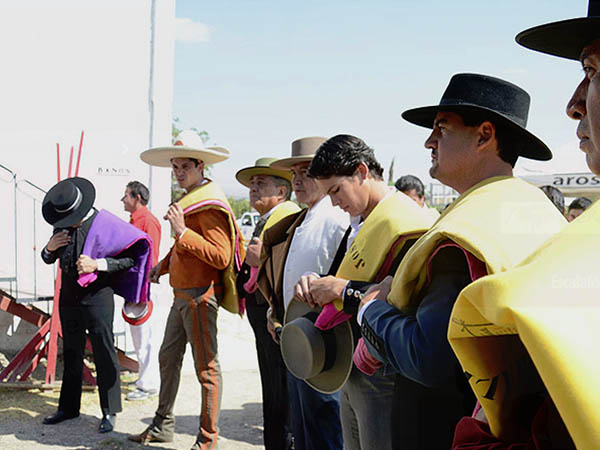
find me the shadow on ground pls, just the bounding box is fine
[173,402,263,445]
[0,389,263,450]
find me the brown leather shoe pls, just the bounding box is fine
[127,425,173,444]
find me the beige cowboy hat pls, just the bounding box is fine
[235,157,294,187]
[280,299,353,394]
[269,137,328,170]
[140,130,230,167]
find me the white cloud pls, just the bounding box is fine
[175,17,211,43]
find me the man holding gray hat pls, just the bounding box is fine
[257,137,349,450]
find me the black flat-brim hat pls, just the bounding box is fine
[516,1,600,60]
[402,73,552,161]
[42,177,96,228]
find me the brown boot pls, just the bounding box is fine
[127,423,173,444]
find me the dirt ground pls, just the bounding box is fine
[0,311,265,450]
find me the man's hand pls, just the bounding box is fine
[148,262,162,283]
[307,275,347,307]
[245,238,262,267]
[266,307,282,344]
[164,203,186,236]
[47,230,70,252]
[76,255,98,275]
[293,273,320,307]
[359,276,393,312]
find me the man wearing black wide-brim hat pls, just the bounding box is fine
[354,73,567,449]
[443,2,600,449]
[40,177,153,433]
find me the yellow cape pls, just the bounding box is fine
[332,191,435,310]
[261,201,301,239]
[388,176,566,311]
[449,201,600,448]
[177,180,246,315]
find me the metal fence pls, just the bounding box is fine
[0,164,134,356]
[0,165,55,303]
[426,182,458,210]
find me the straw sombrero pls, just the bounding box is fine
[269,137,328,170]
[235,157,294,187]
[140,130,230,167]
[280,299,353,394]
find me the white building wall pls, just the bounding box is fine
[0,0,175,353]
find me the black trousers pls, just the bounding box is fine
[246,295,293,450]
[391,373,475,450]
[58,293,122,416]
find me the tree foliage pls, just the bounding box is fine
[227,196,251,219]
[171,118,212,202]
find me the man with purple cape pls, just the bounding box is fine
[40,177,152,433]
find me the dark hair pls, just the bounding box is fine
[271,176,292,201]
[126,181,150,206]
[170,157,202,167]
[395,175,425,197]
[455,110,521,167]
[308,134,384,180]
[540,185,564,214]
[568,196,592,211]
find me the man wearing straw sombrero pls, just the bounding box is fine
[234,156,299,450]
[40,177,153,433]
[256,137,349,450]
[446,2,600,448]
[129,131,244,450]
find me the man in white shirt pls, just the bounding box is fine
[258,136,349,450]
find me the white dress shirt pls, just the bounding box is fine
[282,196,349,311]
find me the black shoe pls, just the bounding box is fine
[43,410,79,425]
[98,414,116,433]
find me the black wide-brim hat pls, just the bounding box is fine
[402,73,552,161]
[42,177,96,228]
[516,1,600,60]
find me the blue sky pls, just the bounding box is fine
[173,1,590,197]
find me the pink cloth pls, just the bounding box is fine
[243,266,259,294]
[353,337,383,375]
[314,303,352,330]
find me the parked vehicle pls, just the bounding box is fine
[236,211,260,243]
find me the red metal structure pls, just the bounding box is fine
[0,131,137,388]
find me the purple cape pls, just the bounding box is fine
[77,209,152,304]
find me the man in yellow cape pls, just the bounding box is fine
[449,3,600,448]
[292,134,435,450]
[356,74,566,450]
[235,157,299,450]
[128,131,244,450]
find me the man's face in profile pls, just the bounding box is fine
[567,39,600,175]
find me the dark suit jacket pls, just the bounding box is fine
[41,210,136,307]
[257,209,308,322]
